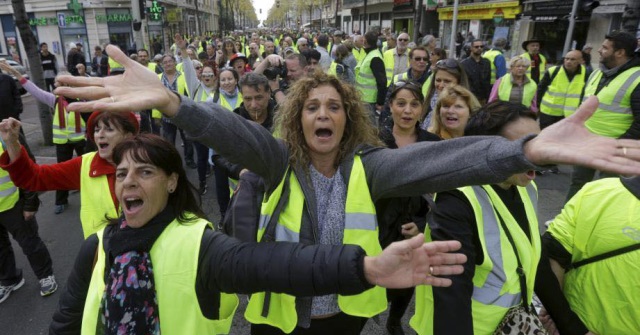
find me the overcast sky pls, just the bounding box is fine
[252,0,274,23]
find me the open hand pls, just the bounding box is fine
[53,45,180,116]
[364,234,466,288]
[525,96,640,176]
[0,61,21,79]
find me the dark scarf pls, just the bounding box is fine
[99,205,176,335]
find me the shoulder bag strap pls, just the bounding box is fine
[494,209,530,311]
[571,243,640,270]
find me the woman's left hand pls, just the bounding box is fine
[364,234,466,288]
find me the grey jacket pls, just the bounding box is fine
[173,97,537,244]
[172,97,538,326]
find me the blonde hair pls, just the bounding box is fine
[275,72,382,169]
[428,85,481,139]
[509,56,531,69]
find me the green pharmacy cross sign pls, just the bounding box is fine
[67,0,84,16]
[146,0,165,21]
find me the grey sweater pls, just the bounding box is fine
[171,96,538,326]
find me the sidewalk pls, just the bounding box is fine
[19,93,57,164]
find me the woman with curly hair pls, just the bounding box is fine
[216,39,237,69]
[428,85,481,139]
[55,44,640,335]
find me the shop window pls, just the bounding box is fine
[106,8,134,54]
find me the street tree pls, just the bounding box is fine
[11,0,53,144]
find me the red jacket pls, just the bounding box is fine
[0,147,118,209]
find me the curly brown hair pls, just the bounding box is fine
[275,72,382,169]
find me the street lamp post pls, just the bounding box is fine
[448,0,460,58]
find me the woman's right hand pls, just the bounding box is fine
[524,96,640,176]
[0,118,24,161]
[0,61,22,80]
[0,117,22,145]
[364,234,466,288]
[53,45,181,117]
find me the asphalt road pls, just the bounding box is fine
[0,94,571,334]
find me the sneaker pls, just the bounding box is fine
[199,182,208,196]
[54,204,66,214]
[39,275,58,297]
[0,278,25,304]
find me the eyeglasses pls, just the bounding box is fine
[473,45,484,49]
[413,57,428,62]
[398,38,409,42]
[436,59,459,69]
[202,73,215,78]
[195,66,202,70]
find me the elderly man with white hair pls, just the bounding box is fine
[383,32,411,84]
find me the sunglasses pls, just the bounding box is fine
[202,73,214,78]
[393,80,421,91]
[473,45,484,49]
[195,66,203,70]
[436,59,459,69]
[398,38,409,42]
[413,57,428,62]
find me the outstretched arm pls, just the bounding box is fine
[54,45,640,177]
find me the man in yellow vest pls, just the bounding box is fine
[483,37,508,85]
[356,30,387,124]
[352,34,366,64]
[537,176,640,335]
[520,38,547,84]
[565,31,640,202]
[0,133,57,303]
[537,50,586,129]
[136,49,162,135]
[383,32,411,85]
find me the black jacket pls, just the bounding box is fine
[213,100,276,178]
[375,124,439,248]
[49,226,370,334]
[460,56,492,102]
[91,55,109,77]
[0,73,23,119]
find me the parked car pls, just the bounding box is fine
[1,58,29,95]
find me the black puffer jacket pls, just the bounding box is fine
[49,226,370,334]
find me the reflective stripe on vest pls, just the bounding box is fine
[247,156,387,333]
[52,97,86,144]
[79,152,118,239]
[482,49,502,84]
[81,218,239,335]
[410,183,540,335]
[497,74,537,108]
[356,49,383,103]
[0,146,18,212]
[540,65,586,117]
[582,67,640,137]
[521,52,547,82]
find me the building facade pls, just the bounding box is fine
[0,0,216,72]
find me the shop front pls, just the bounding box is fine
[437,1,521,54]
[520,0,591,64]
[393,0,414,35]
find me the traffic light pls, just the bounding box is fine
[276,0,280,8]
[581,0,600,13]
